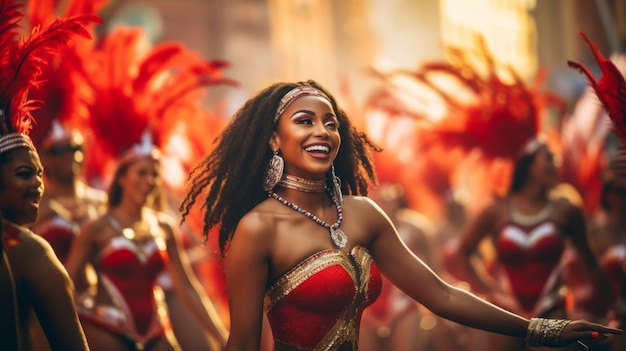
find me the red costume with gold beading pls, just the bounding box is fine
[265,245,382,350]
[492,216,566,318]
[78,216,169,348]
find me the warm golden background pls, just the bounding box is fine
[87,0,625,113]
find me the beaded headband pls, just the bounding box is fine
[0,133,36,155]
[274,86,331,123]
[0,110,35,155]
[117,130,161,166]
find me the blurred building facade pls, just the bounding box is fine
[99,0,624,113]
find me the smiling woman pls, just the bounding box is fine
[0,1,98,350]
[0,148,44,225]
[181,79,623,351]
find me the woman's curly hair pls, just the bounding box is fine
[180,80,381,255]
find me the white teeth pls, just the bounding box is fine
[305,145,329,153]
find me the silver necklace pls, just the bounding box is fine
[270,192,347,248]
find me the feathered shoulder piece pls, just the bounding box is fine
[0,0,100,153]
[568,30,626,146]
[78,26,235,186]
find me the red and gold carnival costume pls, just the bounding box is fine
[73,26,233,348]
[264,246,382,350]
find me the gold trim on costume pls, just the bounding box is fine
[264,250,355,311]
[265,245,377,351]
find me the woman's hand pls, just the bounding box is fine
[558,320,622,347]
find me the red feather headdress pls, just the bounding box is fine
[412,40,563,161]
[370,36,565,204]
[25,0,107,150]
[568,31,626,164]
[77,26,236,189]
[0,0,100,154]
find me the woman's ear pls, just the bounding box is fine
[269,132,279,152]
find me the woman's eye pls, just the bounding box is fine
[295,118,313,125]
[325,121,338,129]
[17,171,33,178]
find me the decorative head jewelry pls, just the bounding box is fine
[274,86,331,123]
[0,0,99,155]
[117,129,161,165]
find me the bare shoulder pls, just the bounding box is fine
[552,196,582,216]
[552,196,576,209]
[9,228,63,274]
[550,196,585,228]
[14,227,54,254]
[345,195,381,211]
[232,199,278,247]
[343,195,389,224]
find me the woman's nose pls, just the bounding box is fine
[313,123,330,138]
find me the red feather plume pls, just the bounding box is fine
[78,26,236,187]
[0,0,100,136]
[568,30,626,146]
[25,0,105,149]
[367,35,565,206]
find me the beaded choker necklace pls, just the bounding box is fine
[271,192,347,248]
[278,174,327,193]
[510,200,553,226]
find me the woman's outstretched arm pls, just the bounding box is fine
[363,196,621,346]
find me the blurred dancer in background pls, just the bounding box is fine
[444,39,619,351]
[64,26,232,351]
[371,36,620,351]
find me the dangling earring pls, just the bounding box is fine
[263,151,284,191]
[331,164,343,203]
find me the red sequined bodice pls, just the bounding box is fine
[97,235,167,336]
[265,246,382,350]
[495,220,565,315]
